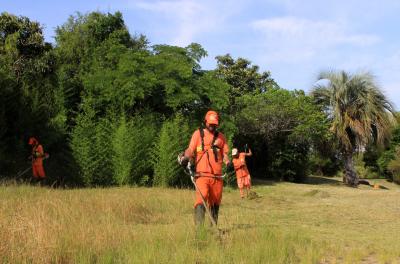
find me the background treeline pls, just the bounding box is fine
[1,11,399,186]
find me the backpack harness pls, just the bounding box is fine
[196,127,220,175]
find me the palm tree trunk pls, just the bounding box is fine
[343,152,359,187]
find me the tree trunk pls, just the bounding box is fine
[343,152,358,187]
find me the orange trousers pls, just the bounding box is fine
[32,164,46,178]
[194,177,223,208]
[237,176,251,198]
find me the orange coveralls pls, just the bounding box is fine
[233,152,251,198]
[32,144,46,179]
[185,129,229,207]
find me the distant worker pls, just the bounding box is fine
[179,110,231,226]
[232,146,252,198]
[28,137,46,182]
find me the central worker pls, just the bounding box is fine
[182,110,231,226]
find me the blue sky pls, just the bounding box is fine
[3,0,400,109]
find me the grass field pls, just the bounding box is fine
[1,176,400,263]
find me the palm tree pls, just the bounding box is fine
[312,70,395,186]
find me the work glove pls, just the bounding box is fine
[177,152,189,167]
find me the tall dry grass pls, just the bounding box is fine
[1,177,400,263]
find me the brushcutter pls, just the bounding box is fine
[16,153,50,179]
[178,153,225,227]
[16,166,32,178]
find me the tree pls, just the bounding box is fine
[387,146,400,184]
[377,123,400,181]
[215,54,278,108]
[235,89,329,181]
[54,11,148,129]
[54,11,232,186]
[0,12,62,177]
[312,71,395,186]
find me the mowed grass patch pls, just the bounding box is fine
[0,177,399,263]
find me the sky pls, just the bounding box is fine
[3,0,400,109]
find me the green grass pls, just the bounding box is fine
[1,177,400,263]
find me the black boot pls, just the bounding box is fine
[210,205,219,225]
[194,204,205,226]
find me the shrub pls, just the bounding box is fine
[269,142,310,182]
[387,147,400,184]
[309,154,342,177]
[377,126,400,180]
[152,113,191,187]
[111,114,158,185]
[70,105,113,186]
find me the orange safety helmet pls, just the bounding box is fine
[205,110,219,126]
[28,137,38,145]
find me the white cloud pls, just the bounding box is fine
[135,1,205,45]
[133,0,239,46]
[251,16,380,63]
[125,1,400,108]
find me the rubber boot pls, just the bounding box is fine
[194,204,205,226]
[210,205,219,225]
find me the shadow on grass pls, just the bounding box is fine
[251,178,276,186]
[251,176,343,187]
[304,176,395,190]
[302,175,344,186]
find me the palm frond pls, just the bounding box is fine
[311,70,396,153]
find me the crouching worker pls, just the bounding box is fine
[28,137,46,182]
[179,110,230,226]
[232,147,252,198]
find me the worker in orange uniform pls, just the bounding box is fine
[28,137,46,181]
[179,110,231,226]
[232,147,252,198]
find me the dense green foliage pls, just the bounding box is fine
[377,125,400,183]
[1,11,398,186]
[234,89,330,181]
[0,12,65,180]
[52,12,230,186]
[387,147,400,184]
[152,113,191,187]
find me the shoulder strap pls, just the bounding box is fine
[194,127,207,173]
[199,127,220,163]
[199,127,205,151]
[211,130,219,162]
[212,131,219,146]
